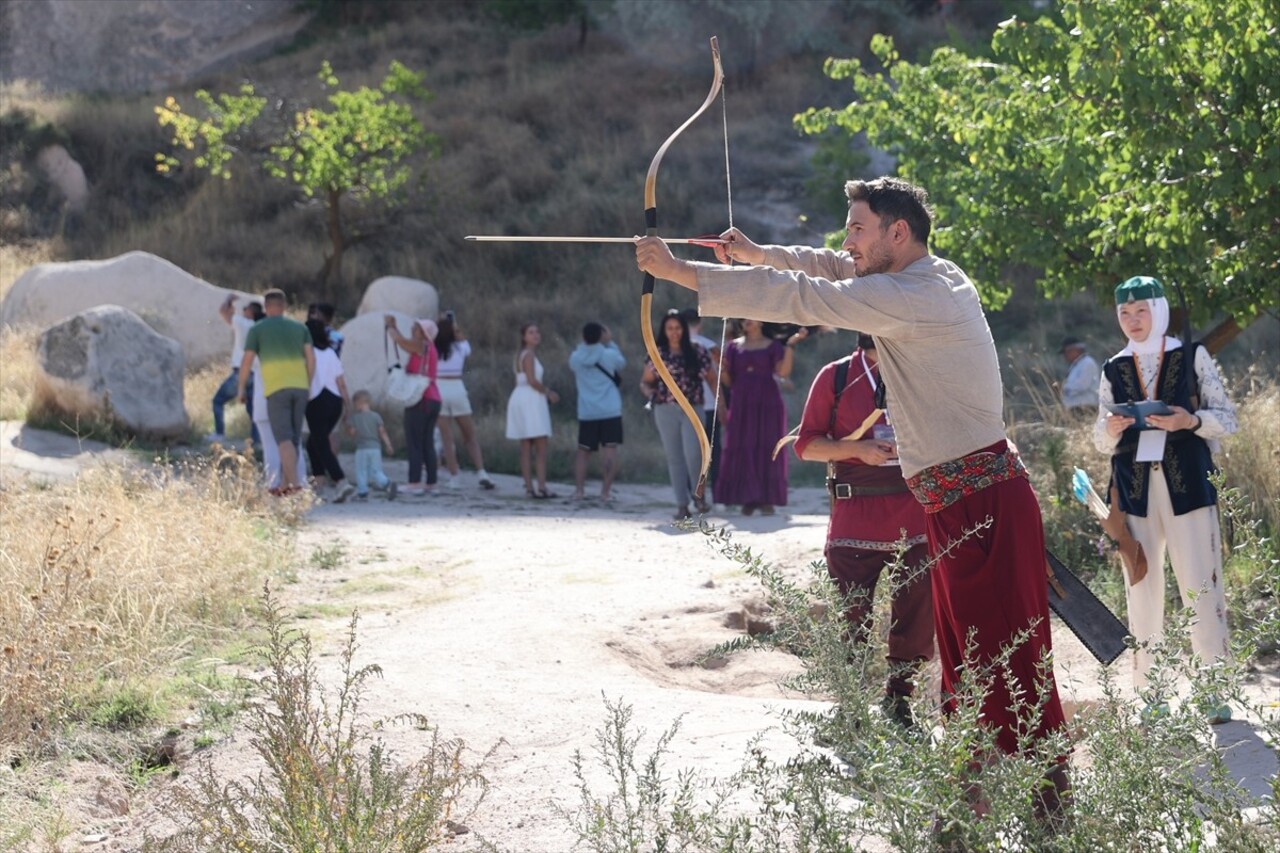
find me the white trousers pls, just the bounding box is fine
[1124,468,1230,689]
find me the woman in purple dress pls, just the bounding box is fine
[715,319,797,514]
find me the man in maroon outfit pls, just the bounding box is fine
[795,335,933,725]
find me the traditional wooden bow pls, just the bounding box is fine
[641,36,724,498]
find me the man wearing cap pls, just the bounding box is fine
[636,177,1070,815]
[1094,276,1238,721]
[795,333,932,727]
[1059,336,1100,413]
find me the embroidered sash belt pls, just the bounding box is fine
[905,445,1028,514]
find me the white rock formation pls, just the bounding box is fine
[35,305,187,439]
[356,276,439,321]
[35,145,89,211]
[1,251,258,370]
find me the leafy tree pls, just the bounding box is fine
[798,0,1279,350]
[157,61,436,292]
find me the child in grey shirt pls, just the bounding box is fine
[346,390,396,500]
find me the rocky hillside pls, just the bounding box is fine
[0,0,310,93]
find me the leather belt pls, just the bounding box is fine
[828,481,910,499]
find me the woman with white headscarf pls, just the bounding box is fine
[1094,276,1238,721]
[385,314,443,496]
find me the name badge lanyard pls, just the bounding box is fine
[1133,339,1167,463]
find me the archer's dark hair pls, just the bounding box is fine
[659,309,700,377]
[845,177,933,245]
[306,318,331,350]
[435,315,457,360]
[247,302,265,321]
[582,321,604,344]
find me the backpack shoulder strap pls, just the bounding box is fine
[828,355,854,437]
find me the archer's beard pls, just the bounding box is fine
[854,253,893,277]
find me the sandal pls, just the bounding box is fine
[537,489,556,499]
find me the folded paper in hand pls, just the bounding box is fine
[1104,400,1172,429]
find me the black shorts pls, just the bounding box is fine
[577,416,623,451]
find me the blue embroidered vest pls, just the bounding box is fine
[1103,345,1215,517]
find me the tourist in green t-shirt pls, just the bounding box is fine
[237,288,314,494]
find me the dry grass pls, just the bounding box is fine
[184,363,252,441]
[1223,378,1280,536]
[0,325,39,421]
[0,451,297,760]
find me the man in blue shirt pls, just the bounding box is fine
[569,322,626,501]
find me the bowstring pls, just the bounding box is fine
[708,71,733,463]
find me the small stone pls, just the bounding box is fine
[81,834,109,845]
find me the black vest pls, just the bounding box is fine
[1103,345,1215,517]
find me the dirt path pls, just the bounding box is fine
[3,427,1275,850]
[129,460,1279,850]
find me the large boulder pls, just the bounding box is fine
[34,306,187,440]
[356,276,439,321]
[338,311,423,411]
[0,251,257,370]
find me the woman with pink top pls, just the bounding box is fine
[385,314,442,496]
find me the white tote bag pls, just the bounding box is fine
[384,331,431,407]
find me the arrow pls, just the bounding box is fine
[464,235,728,248]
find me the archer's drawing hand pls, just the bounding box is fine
[714,227,764,265]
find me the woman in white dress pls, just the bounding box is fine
[506,322,559,498]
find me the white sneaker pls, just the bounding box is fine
[445,477,461,490]
[333,483,355,504]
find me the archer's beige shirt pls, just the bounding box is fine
[694,246,1007,479]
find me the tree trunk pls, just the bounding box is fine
[320,187,345,299]
[1168,307,1243,355]
[1200,316,1242,355]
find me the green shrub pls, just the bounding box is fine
[561,525,1280,851]
[149,586,490,852]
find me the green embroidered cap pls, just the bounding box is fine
[1114,276,1165,304]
